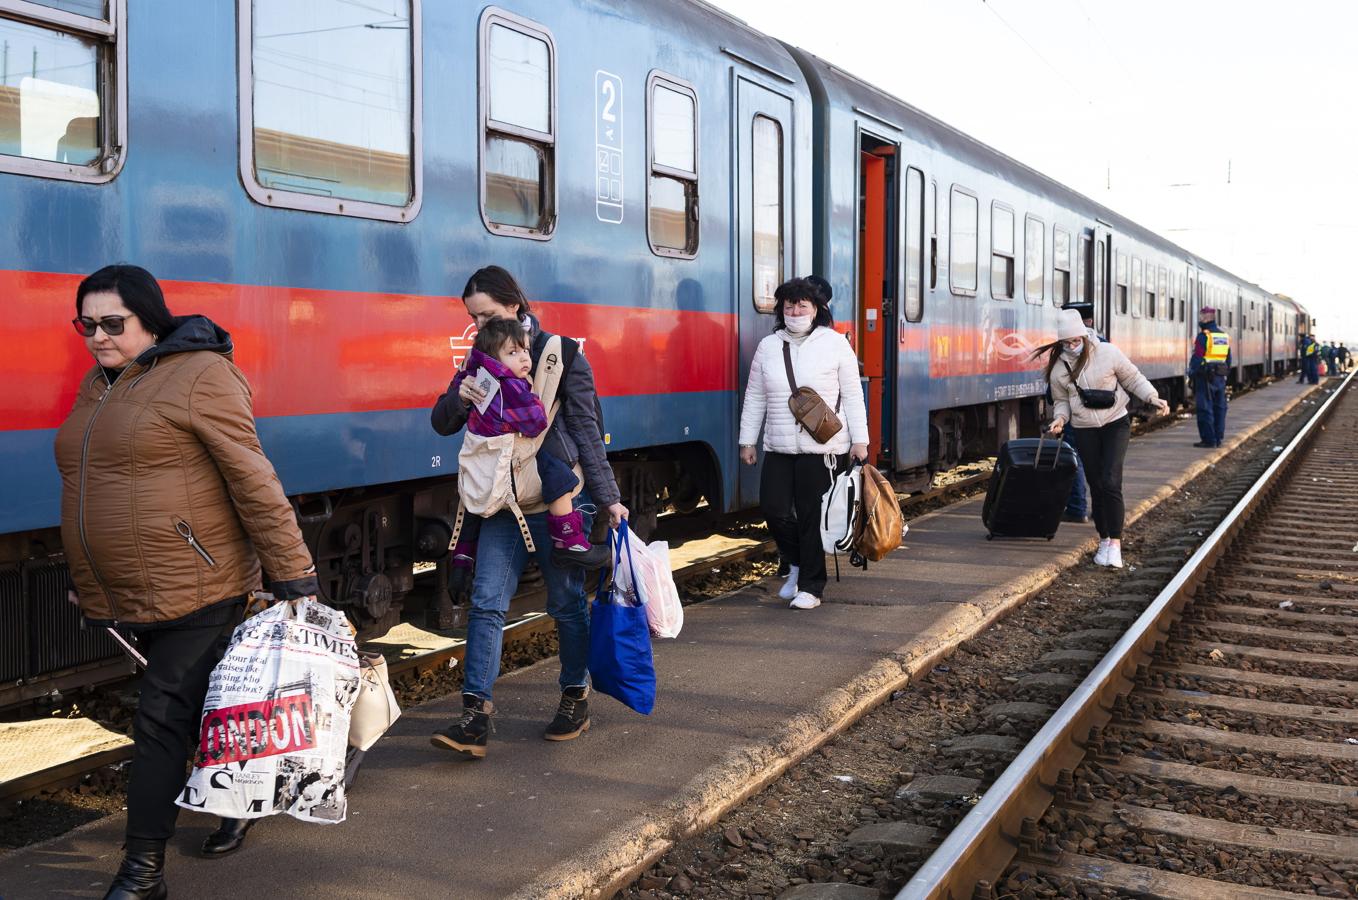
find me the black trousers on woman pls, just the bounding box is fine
[125,602,242,842]
[1069,415,1131,540]
[760,451,845,598]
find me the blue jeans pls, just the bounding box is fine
[1194,373,1228,445]
[462,496,593,701]
[1060,432,1088,518]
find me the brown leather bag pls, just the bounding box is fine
[783,342,843,444]
[851,464,903,566]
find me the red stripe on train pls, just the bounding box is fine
[4,269,738,431]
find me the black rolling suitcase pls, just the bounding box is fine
[981,436,1079,540]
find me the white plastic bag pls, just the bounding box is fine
[820,461,862,555]
[177,598,361,825]
[611,523,684,638]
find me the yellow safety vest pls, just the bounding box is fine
[1204,331,1230,364]
[1305,341,1318,356]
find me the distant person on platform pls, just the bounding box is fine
[1189,306,1231,448]
[1341,343,1352,374]
[1302,335,1321,385]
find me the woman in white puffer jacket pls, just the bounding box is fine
[739,277,869,609]
[1043,308,1169,569]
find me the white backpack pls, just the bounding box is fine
[448,335,582,553]
[820,459,862,556]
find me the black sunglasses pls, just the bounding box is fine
[72,315,133,337]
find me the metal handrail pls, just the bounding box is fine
[898,373,1353,899]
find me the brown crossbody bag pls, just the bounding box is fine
[783,342,844,444]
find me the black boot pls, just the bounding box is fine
[201,817,254,857]
[544,685,590,741]
[103,837,167,900]
[430,693,493,758]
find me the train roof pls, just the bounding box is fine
[785,46,1291,305]
[635,0,809,90]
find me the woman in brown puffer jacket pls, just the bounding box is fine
[55,265,318,900]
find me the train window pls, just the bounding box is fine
[1024,215,1043,304]
[1115,252,1128,315]
[928,180,938,290]
[0,1,125,183]
[479,10,554,236]
[949,186,978,296]
[904,167,924,322]
[990,202,1014,300]
[243,0,419,222]
[1164,267,1173,322]
[1131,257,1143,318]
[1053,227,1071,307]
[751,114,783,313]
[647,74,699,257]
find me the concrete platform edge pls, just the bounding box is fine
[511,383,1320,900]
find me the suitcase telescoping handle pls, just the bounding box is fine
[1032,434,1061,471]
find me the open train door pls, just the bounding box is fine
[857,136,898,467]
[734,77,795,508]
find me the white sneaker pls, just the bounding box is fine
[778,565,800,601]
[789,591,821,610]
[1105,543,1124,569]
[1093,539,1111,566]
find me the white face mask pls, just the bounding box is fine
[1061,340,1083,358]
[784,314,813,334]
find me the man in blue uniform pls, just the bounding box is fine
[1302,334,1321,384]
[1189,306,1231,448]
[1054,299,1103,522]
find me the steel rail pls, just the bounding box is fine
[897,373,1354,900]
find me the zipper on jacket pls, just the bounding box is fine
[77,366,132,622]
[175,519,218,567]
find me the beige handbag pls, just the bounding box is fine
[348,651,401,751]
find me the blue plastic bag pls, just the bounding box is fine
[588,524,656,715]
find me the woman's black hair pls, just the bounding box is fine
[772,276,834,332]
[462,265,532,318]
[472,316,529,358]
[75,264,177,339]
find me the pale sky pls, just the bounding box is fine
[711,0,1356,341]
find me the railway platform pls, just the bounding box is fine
[0,379,1318,900]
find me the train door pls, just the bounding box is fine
[893,165,926,475]
[1091,224,1112,338]
[735,77,795,508]
[857,135,898,466]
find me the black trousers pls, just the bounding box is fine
[1069,416,1131,540]
[125,608,241,842]
[760,452,844,597]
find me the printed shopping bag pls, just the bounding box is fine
[588,526,657,714]
[176,597,361,824]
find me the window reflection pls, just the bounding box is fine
[904,167,923,322]
[488,24,549,133]
[485,136,543,229]
[0,17,100,165]
[752,115,782,312]
[649,174,692,252]
[950,189,977,293]
[652,86,694,172]
[1024,217,1043,303]
[252,0,413,207]
[27,0,106,17]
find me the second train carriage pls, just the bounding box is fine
[0,0,1304,705]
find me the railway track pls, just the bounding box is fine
[901,372,1358,899]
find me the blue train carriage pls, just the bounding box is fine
[782,47,1206,489]
[0,0,813,704]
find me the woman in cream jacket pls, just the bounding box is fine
[1043,309,1169,568]
[739,277,869,608]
